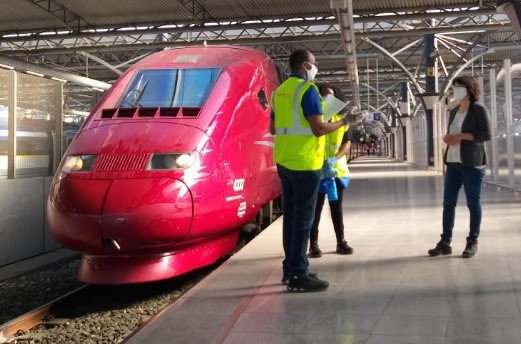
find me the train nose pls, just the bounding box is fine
[48,177,193,251]
[101,178,193,249]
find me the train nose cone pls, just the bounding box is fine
[101,177,193,249]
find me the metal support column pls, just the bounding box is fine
[53,82,64,174]
[424,34,437,166]
[7,71,16,179]
[489,68,499,184]
[504,59,515,188]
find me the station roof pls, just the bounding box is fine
[0,0,517,136]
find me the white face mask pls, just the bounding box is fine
[305,63,318,81]
[453,86,467,101]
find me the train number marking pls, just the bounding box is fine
[233,178,245,191]
[225,194,244,202]
[238,201,247,217]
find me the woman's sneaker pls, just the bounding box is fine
[428,240,452,256]
[287,274,329,292]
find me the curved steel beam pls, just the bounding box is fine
[0,54,111,90]
[361,82,402,119]
[440,32,493,94]
[78,51,122,75]
[362,37,424,96]
[360,82,402,133]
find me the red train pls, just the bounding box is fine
[47,45,282,284]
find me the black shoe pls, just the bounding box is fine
[308,242,322,258]
[428,240,452,256]
[336,240,353,255]
[287,274,329,292]
[462,242,478,258]
[282,271,317,285]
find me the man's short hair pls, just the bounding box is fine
[289,49,310,71]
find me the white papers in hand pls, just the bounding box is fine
[322,94,349,122]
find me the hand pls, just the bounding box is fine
[443,134,461,146]
[323,166,337,179]
[326,156,337,166]
[322,157,337,179]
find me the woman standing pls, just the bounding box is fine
[428,76,491,258]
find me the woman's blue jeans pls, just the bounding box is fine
[442,163,485,245]
[277,164,320,277]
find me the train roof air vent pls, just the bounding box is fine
[158,107,179,117]
[118,108,136,118]
[158,107,201,117]
[101,108,117,118]
[138,107,157,117]
[179,107,201,117]
[99,107,201,119]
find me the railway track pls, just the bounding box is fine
[0,285,89,342]
[0,267,212,344]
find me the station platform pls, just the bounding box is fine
[0,248,79,283]
[127,157,521,344]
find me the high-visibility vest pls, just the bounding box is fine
[272,77,324,171]
[324,115,349,178]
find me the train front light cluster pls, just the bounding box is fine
[147,153,196,170]
[61,155,97,172]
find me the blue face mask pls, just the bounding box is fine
[453,86,467,101]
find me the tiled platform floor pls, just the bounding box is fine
[128,157,521,344]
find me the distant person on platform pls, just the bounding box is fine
[309,83,353,258]
[428,75,491,258]
[270,49,348,292]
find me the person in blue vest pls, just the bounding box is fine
[309,84,353,258]
[270,49,348,292]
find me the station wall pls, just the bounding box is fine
[0,177,60,266]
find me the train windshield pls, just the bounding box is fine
[118,68,220,108]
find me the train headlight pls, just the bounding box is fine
[147,153,197,170]
[61,155,97,172]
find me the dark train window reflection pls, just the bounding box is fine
[118,68,220,108]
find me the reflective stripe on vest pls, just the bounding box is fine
[274,82,313,135]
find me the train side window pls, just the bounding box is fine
[275,64,287,83]
[257,89,269,111]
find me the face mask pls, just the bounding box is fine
[453,86,467,101]
[305,63,318,81]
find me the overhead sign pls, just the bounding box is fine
[364,112,381,122]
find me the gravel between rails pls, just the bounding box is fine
[1,257,218,344]
[0,258,84,325]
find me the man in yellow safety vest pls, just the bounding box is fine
[270,49,348,292]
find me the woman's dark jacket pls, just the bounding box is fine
[443,102,491,166]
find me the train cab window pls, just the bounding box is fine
[118,68,220,108]
[257,88,269,110]
[275,65,287,83]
